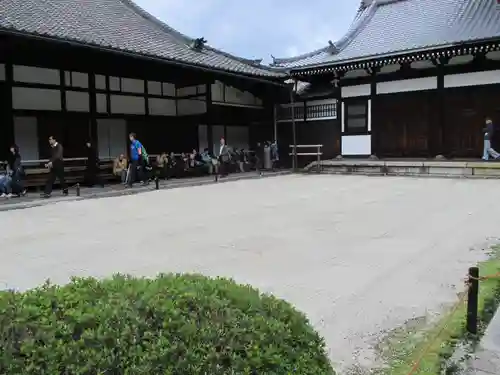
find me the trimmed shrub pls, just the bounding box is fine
[0,273,334,374]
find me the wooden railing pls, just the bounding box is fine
[289,144,323,172]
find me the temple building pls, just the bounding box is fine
[0,0,286,162]
[272,0,500,159]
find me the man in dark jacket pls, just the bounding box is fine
[42,136,68,198]
[482,117,500,161]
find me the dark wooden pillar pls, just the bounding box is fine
[431,57,448,157]
[144,80,149,116]
[369,67,378,157]
[88,73,98,142]
[205,82,213,153]
[2,62,14,159]
[60,69,67,112]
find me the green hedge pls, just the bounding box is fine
[0,274,334,374]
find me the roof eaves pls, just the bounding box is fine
[289,37,500,74]
[0,27,287,83]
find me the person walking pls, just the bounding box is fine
[482,117,500,161]
[217,137,230,177]
[42,136,68,198]
[127,132,147,187]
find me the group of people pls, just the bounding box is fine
[0,145,26,198]
[1,134,281,200]
[112,137,281,184]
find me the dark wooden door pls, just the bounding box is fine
[444,85,500,158]
[373,91,431,157]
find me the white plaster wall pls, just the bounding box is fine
[121,78,144,93]
[13,65,59,85]
[12,87,61,111]
[177,86,197,97]
[71,72,88,88]
[14,116,39,161]
[96,94,107,113]
[341,84,370,98]
[148,98,176,116]
[342,135,371,156]
[177,98,206,115]
[211,81,224,102]
[377,76,437,94]
[162,83,176,97]
[110,95,145,114]
[444,70,500,88]
[95,75,106,90]
[66,91,89,112]
[147,81,162,96]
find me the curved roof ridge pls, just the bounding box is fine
[271,46,331,66]
[270,0,406,68]
[120,0,275,71]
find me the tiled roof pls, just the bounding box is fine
[0,0,284,78]
[273,0,500,70]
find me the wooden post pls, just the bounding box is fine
[155,176,159,190]
[467,266,479,335]
[76,183,80,197]
[317,145,321,173]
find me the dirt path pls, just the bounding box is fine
[1,174,498,372]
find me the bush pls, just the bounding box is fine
[0,273,334,374]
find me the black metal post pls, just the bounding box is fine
[290,79,298,171]
[467,266,479,335]
[76,183,80,197]
[317,145,321,174]
[155,176,159,190]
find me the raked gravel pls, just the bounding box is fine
[1,174,499,372]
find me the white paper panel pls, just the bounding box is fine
[66,91,89,112]
[177,98,206,115]
[96,93,107,113]
[110,95,145,114]
[198,125,208,152]
[14,116,39,161]
[148,81,162,95]
[177,85,197,96]
[71,72,88,88]
[97,119,127,159]
[109,76,120,91]
[95,75,106,90]
[148,98,176,116]
[224,85,259,106]
[212,125,224,155]
[0,63,5,81]
[13,65,59,85]
[121,78,144,93]
[12,87,61,110]
[162,82,176,96]
[211,81,224,102]
[341,135,371,156]
[226,126,249,150]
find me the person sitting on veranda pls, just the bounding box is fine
[156,152,168,179]
[200,148,214,174]
[113,154,128,184]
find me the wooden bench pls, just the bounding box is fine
[20,158,115,189]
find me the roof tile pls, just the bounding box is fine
[274,0,500,69]
[0,0,284,77]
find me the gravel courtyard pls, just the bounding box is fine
[1,174,500,371]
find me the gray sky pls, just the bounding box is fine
[134,0,360,62]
